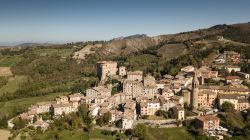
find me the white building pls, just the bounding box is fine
[225,66,241,73]
[69,93,84,102]
[162,100,176,111]
[119,66,126,77]
[173,106,185,120]
[122,110,136,129]
[55,96,69,104]
[140,99,160,116]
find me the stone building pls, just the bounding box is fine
[52,103,73,116]
[162,100,176,111]
[199,85,250,95]
[140,99,160,116]
[182,90,191,106]
[97,61,117,80]
[198,90,217,109]
[198,66,218,79]
[195,115,220,131]
[86,86,111,100]
[123,80,143,98]
[143,75,156,86]
[127,71,143,82]
[69,93,84,102]
[143,86,157,99]
[218,94,249,111]
[173,105,185,120]
[162,87,174,99]
[122,110,135,129]
[35,102,53,114]
[55,96,69,104]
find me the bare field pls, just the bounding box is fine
[0,67,12,76]
[0,129,12,140]
[73,44,103,60]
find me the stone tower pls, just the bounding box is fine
[191,70,199,109]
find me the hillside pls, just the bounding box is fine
[71,22,250,61]
[0,22,249,122]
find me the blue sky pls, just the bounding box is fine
[0,0,249,45]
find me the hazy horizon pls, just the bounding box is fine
[0,0,250,46]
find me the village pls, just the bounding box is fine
[8,50,250,140]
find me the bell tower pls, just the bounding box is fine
[191,70,199,109]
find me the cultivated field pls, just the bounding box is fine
[0,92,69,118]
[0,75,28,96]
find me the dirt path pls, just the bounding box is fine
[0,129,12,140]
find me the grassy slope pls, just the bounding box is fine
[0,75,28,96]
[157,43,187,59]
[149,127,195,140]
[34,129,116,140]
[33,48,74,58]
[125,54,157,71]
[0,55,23,67]
[0,92,69,118]
[218,113,245,129]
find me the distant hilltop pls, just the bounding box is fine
[111,34,148,41]
[15,43,56,48]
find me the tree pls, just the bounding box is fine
[244,123,250,139]
[33,115,38,123]
[79,103,89,120]
[0,116,8,128]
[221,102,235,112]
[155,110,164,116]
[103,112,111,124]
[36,126,43,133]
[96,112,111,126]
[115,119,122,128]
[132,124,148,139]
[231,69,236,76]
[13,118,28,130]
[96,117,104,126]
[141,115,149,119]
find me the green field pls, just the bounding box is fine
[33,48,74,58]
[0,55,23,67]
[0,92,69,118]
[33,129,117,140]
[149,127,195,140]
[0,75,28,96]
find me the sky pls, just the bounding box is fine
[0,0,249,45]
